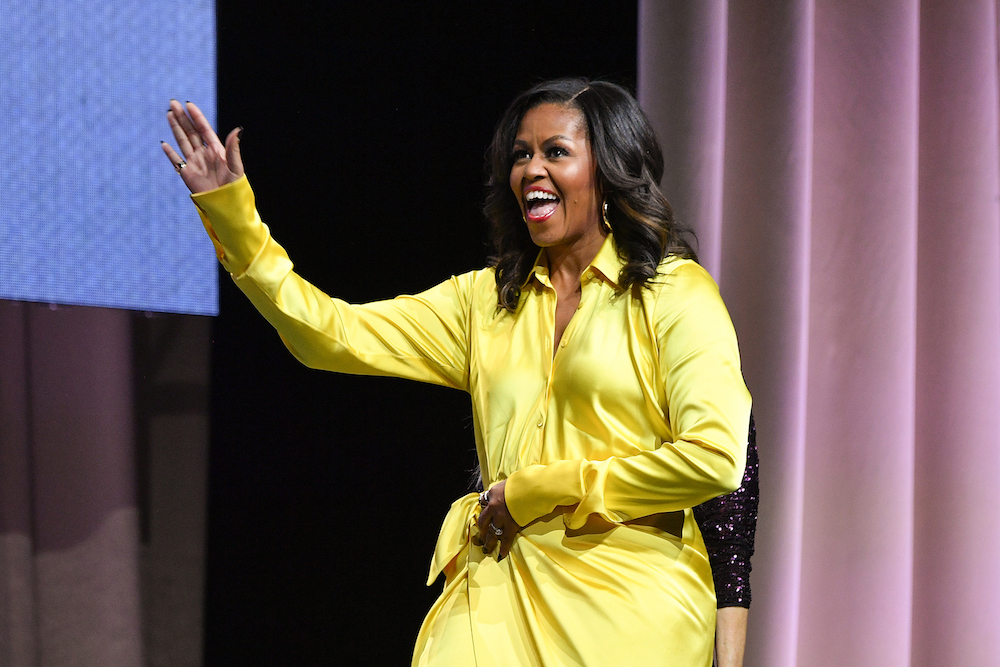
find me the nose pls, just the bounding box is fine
[524,152,546,180]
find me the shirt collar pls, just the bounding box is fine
[523,233,624,291]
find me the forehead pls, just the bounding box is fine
[515,103,587,141]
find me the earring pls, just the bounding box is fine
[602,199,613,233]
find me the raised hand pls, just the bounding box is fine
[162,100,244,194]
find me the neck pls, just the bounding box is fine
[543,230,607,290]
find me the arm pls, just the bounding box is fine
[503,261,752,529]
[694,414,758,608]
[694,415,759,667]
[189,177,473,389]
[163,101,472,389]
[714,607,748,667]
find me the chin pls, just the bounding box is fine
[526,230,558,248]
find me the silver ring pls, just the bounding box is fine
[490,522,503,537]
[478,490,489,508]
[174,160,187,173]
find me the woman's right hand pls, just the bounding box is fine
[162,100,244,194]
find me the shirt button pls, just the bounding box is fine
[537,417,544,428]
[560,339,568,347]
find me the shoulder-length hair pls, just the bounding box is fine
[484,77,696,311]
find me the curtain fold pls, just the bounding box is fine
[913,1,1000,664]
[640,1,1000,665]
[0,302,37,665]
[0,303,143,667]
[0,303,211,667]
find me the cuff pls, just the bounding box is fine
[190,176,269,276]
[502,460,585,528]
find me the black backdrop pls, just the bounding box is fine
[208,3,637,663]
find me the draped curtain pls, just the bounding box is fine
[0,303,209,667]
[639,1,1000,665]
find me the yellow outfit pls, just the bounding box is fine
[191,176,751,666]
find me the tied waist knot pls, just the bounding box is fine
[425,493,686,586]
[427,493,481,586]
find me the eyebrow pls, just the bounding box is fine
[512,135,576,146]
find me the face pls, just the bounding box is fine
[509,103,603,255]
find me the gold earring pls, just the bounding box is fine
[602,200,613,233]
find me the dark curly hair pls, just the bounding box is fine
[485,78,696,310]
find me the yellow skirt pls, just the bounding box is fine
[414,498,715,666]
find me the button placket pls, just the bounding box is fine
[524,285,555,467]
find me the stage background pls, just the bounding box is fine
[640,2,1000,665]
[0,0,218,315]
[204,3,640,664]
[2,2,998,666]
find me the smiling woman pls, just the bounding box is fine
[164,77,752,666]
[510,104,602,247]
[486,79,698,313]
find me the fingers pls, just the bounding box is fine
[497,531,516,561]
[161,140,183,166]
[476,501,499,555]
[160,140,190,178]
[164,99,244,192]
[167,110,194,158]
[224,126,245,177]
[475,484,519,560]
[476,504,494,552]
[167,100,200,157]
[185,101,225,154]
[478,515,513,560]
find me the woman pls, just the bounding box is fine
[163,78,752,666]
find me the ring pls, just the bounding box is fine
[490,522,503,537]
[478,490,489,508]
[174,160,187,173]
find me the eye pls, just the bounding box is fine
[511,148,530,162]
[546,145,570,158]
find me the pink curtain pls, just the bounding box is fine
[639,1,1000,665]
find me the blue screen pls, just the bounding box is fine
[0,0,218,315]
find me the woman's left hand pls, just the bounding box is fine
[162,100,244,194]
[476,480,522,560]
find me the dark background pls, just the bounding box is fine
[208,3,637,663]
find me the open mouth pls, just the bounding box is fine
[524,189,559,221]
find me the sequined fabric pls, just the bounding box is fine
[693,414,759,608]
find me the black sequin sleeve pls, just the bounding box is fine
[692,414,759,608]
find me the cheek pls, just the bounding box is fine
[508,169,520,199]
[567,168,595,203]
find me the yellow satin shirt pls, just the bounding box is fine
[191,176,751,666]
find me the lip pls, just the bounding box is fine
[523,186,559,223]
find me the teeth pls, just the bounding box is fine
[525,190,558,202]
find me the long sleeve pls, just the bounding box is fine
[190,176,473,390]
[693,414,759,608]
[503,259,752,529]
